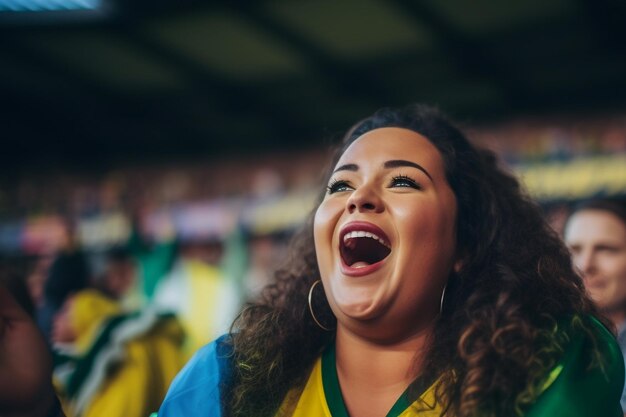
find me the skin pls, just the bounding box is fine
[0,286,60,417]
[565,209,626,326]
[104,261,135,299]
[51,296,77,345]
[313,127,458,417]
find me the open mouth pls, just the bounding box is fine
[340,230,391,268]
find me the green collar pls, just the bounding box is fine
[321,344,419,417]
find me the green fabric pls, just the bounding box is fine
[320,316,624,417]
[321,344,422,417]
[385,394,412,417]
[219,225,249,302]
[321,345,350,417]
[66,313,134,398]
[526,316,624,417]
[63,312,177,399]
[151,315,622,417]
[127,228,176,300]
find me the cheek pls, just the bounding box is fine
[615,257,626,272]
[397,203,456,243]
[611,259,626,285]
[313,204,331,267]
[313,200,340,243]
[313,206,326,249]
[602,257,626,278]
[313,200,343,273]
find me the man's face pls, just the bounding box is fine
[565,209,626,319]
[105,260,135,298]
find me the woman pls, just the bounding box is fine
[158,104,624,417]
[2,104,621,417]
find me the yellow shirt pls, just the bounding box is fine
[282,350,442,417]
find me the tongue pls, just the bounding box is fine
[342,237,390,267]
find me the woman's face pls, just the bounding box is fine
[314,127,458,341]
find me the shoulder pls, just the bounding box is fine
[566,316,624,390]
[585,316,624,375]
[158,335,233,417]
[526,315,625,417]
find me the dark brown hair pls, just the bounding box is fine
[566,197,626,228]
[225,104,598,417]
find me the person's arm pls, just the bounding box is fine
[0,286,65,417]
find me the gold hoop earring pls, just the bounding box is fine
[439,283,447,315]
[308,280,334,331]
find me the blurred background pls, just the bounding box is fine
[2,0,626,253]
[0,0,625,414]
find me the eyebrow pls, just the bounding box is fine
[332,160,433,181]
[384,160,433,181]
[333,163,358,173]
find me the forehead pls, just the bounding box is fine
[565,210,626,242]
[337,127,444,169]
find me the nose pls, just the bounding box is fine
[347,184,383,214]
[574,249,596,278]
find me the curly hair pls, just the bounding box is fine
[224,104,599,417]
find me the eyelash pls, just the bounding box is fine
[326,179,352,194]
[326,175,421,194]
[390,175,421,189]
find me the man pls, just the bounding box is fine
[564,198,626,414]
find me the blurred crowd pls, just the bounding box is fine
[0,115,625,416]
[0,209,293,417]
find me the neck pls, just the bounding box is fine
[604,309,626,329]
[333,324,433,417]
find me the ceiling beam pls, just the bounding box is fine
[0,30,207,150]
[231,3,398,108]
[112,17,311,143]
[387,0,534,113]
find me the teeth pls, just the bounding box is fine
[343,230,390,248]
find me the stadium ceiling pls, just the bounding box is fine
[1,0,625,171]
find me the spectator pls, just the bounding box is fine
[39,248,89,343]
[152,239,239,359]
[52,288,185,417]
[564,197,626,414]
[91,247,142,310]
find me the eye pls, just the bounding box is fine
[327,179,354,194]
[389,175,421,189]
[598,245,620,254]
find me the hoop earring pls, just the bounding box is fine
[439,283,447,315]
[308,280,334,331]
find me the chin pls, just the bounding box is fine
[336,301,380,320]
[324,266,393,318]
[330,286,388,322]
